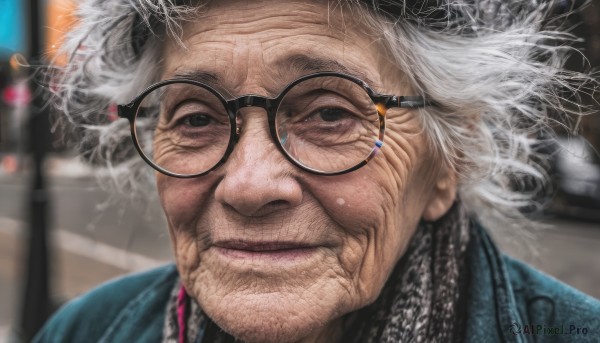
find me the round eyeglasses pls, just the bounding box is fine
[117,72,428,177]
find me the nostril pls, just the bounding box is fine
[259,199,290,214]
[268,200,288,208]
[221,199,291,217]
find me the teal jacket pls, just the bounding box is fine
[34,225,600,342]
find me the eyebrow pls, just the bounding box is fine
[277,54,378,87]
[165,55,378,91]
[167,70,234,97]
[169,70,220,84]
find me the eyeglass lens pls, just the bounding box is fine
[133,76,381,176]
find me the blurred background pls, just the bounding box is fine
[0,0,599,342]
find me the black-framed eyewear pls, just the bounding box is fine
[117,72,429,177]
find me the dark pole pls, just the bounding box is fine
[18,0,53,341]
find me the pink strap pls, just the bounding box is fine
[177,285,189,343]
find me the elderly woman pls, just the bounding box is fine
[35,0,599,342]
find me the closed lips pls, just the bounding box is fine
[214,241,316,251]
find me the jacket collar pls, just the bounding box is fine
[464,223,526,343]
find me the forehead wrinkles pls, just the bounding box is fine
[163,0,385,93]
[168,0,381,54]
[198,0,350,29]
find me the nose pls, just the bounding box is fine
[214,108,303,217]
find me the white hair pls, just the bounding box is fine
[48,0,598,236]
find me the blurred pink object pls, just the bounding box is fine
[2,81,31,107]
[1,154,18,173]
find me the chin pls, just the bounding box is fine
[185,251,356,343]
[200,291,334,343]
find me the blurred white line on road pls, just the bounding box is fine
[0,216,166,272]
[0,325,15,343]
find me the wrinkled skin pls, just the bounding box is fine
[157,1,457,342]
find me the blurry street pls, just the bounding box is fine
[0,156,600,340]
[0,158,172,340]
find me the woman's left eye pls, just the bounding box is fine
[183,113,212,127]
[308,108,351,122]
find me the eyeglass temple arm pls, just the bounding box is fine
[117,103,136,120]
[374,95,433,109]
[399,96,431,108]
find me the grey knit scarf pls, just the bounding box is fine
[164,203,471,343]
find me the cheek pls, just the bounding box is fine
[157,174,215,225]
[157,174,215,273]
[301,169,405,299]
[302,172,388,231]
[302,121,434,300]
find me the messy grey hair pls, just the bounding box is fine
[49,0,598,234]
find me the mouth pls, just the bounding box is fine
[213,240,320,262]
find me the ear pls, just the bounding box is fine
[422,167,457,222]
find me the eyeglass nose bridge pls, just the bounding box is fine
[228,95,276,111]
[228,95,278,138]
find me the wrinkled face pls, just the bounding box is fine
[157,1,456,342]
